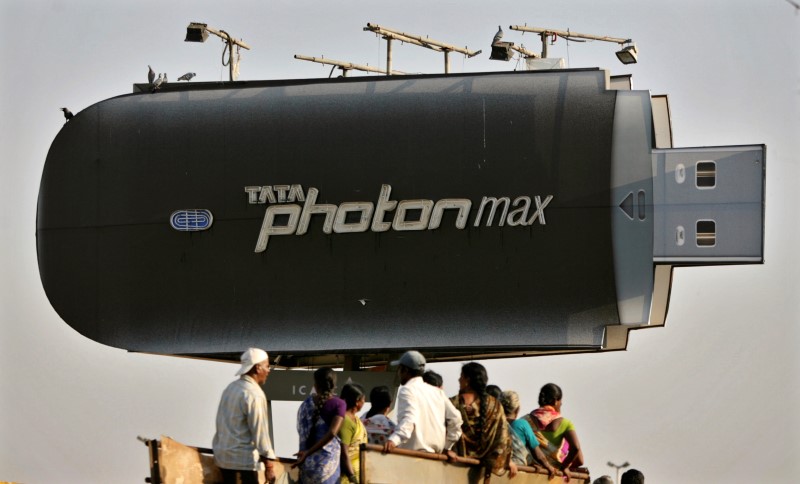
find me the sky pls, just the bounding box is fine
[1,0,798,483]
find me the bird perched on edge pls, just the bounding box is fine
[177,72,196,81]
[60,108,73,122]
[151,73,164,93]
[148,65,155,85]
[492,25,503,45]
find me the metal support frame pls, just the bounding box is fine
[364,23,481,74]
[294,54,406,76]
[509,24,632,59]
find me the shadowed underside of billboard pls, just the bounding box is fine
[36,69,765,366]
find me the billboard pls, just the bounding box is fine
[36,69,764,365]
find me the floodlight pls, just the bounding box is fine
[616,43,638,65]
[490,42,515,61]
[185,22,209,43]
[183,21,251,81]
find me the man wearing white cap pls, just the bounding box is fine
[213,348,277,484]
[383,350,463,454]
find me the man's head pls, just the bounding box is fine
[422,370,443,388]
[236,348,271,385]
[621,469,644,484]
[391,350,426,384]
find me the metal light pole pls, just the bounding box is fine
[184,22,252,81]
[363,23,481,74]
[607,461,630,483]
[509,25,638,64]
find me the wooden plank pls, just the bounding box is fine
[361,444,589,484]
[156,436,298,484]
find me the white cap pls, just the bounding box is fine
[236,348,269,376]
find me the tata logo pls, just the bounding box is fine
[170,209,214,231]
[244,184,553,253]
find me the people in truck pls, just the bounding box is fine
[294,367,346,484]
[522,383,585,481]
[499,389,557,479]
[362,385,396,446]
[448,362,517,479]
[338,383,367,484]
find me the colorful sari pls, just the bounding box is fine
[361,414,396,446]
[522,406,572,467]
[339,414,367,483]
[297,396,341,484]
[451,393,512,474]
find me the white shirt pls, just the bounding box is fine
[388,376,463,452]
[212,375,276,470]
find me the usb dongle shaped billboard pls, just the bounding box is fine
[36,69,765,362]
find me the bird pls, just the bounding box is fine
[147,65,155,84]
[177,72,196,82]
[492,25,503,45]
[163,73,168,83]
[151,73,164,92]
[60,107,73,122]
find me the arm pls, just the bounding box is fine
[248,392,277,482]
[532,446,557,479]
[338,417,357,481]
[519,419,556,478]
[386,386,416,449]
[560,429,584,472]
[248,392,276,460]
[443,393,463,450]
[295,415,345,465]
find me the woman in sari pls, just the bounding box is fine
[295,367,346,484]
[448,362,516,480]
[499,390,556,479]
[522,383,584,480]
[338,383,367,484]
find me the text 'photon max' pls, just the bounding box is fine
[245,184,554,253]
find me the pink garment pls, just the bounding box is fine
[531,405,561,428]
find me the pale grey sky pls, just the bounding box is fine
[1,1,798,483]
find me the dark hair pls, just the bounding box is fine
[366,386,393,418]
[312,367,337,426]
[620,469,645,484]
[340,383,365,410]
[314,367,337,395]
[460,362,490,443]
[486,384,502,399]
[401,365,424,378]
[461,362,488,393]
[538,383,563,407]
[422,370,443,388]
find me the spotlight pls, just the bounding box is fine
[184,22,209,43]
[616,43,638,65]
[490,41,515,61]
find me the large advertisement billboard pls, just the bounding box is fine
[36,69,764,365]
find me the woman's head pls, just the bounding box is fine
[500,390,521,416]
[313,367,336,395]
[367,385,393,416]
[460,362,488,393]
[340,383,365,410]
[538,383,563,407]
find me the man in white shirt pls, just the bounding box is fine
[213,348,277,484]
[383,350,462,454]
